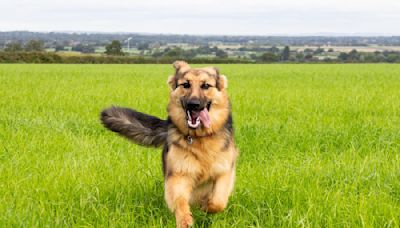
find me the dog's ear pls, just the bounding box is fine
[168,61,190,90]
[212,67,219,76]
[167,75,176,90]
[217,75,228,91]
[173,60,190,75]
[201,66,226,90]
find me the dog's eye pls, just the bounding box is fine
[181,82,191,89]
[201,84,211,90]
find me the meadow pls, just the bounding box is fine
[1,64,400,227]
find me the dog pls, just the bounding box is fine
[100,61,238,228]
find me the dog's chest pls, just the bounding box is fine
[167,140,232,181]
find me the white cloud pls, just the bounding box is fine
[0,0,399,35]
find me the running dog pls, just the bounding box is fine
[100,61,238,228]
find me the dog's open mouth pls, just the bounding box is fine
[186,103,211,129]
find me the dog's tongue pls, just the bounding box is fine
[199,108,211,128]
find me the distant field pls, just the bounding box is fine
[42,44,400,61]
[294,45,400,53]
[215,44,400,52]
[1,64,400,226]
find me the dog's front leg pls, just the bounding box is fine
[204,169,235,213]
[165,175,193,228]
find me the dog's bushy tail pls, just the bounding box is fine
[100,106,168,147]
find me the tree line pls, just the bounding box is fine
[1,39,400,63]
[0,52,252,64]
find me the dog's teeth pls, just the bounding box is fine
[186,110,202,128]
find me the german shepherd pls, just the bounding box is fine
[100,61,238,228]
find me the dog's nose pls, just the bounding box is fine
[187,99,201,110]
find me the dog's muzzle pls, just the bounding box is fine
[184,99,211,129]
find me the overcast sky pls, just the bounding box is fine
[1,0,399,35]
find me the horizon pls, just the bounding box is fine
[1,30,400,37]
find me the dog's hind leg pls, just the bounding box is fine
[203,169,235,213]
[165,175,193,228]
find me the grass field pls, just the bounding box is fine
[1,64,400,227]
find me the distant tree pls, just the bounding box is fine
[105,40,124,56]
[260,52,279,62]
[4,42,23,52]
[304,53,314,61]
[25,40,44,52]
[137,42,150,50]
[338,52,349,61]
[282,46,290,61]
[196,45,213,54]
[288,55,297,61]
[163,47,184,57]
[373,52,387,62]
[249,53,258,60]
[159,47,196,59]
[269,46,280,54]
[295,52,305,61]
[358,54,366,62]
[328,48,334,52]
[152,50,164,58]
[55,45,65,52]
[387,53,400,63]
[183,49,197,59]
[348,49,360,61]
[216,49,228,58]
[314,47,325,54]
[72,44,95,53]
[303,48,314,54]
[364,53,378,62]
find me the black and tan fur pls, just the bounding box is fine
[101,61,238,228]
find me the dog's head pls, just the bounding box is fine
[167,61,230,136]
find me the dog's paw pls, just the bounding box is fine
[202,200,226,214]
[177,213,193,228]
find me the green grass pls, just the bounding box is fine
[1,64,400,227]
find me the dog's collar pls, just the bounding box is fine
[185,133,213,145]
[186,135,194,144]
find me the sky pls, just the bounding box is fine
[1,0,400,35]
